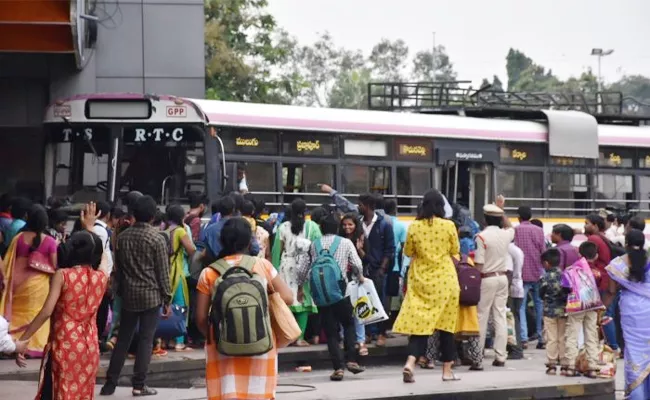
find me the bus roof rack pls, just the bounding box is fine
[367,81,650,125]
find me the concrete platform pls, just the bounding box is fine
[0,337,619,399]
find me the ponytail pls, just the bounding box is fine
[628,248,647,283]
[289,199,306,236]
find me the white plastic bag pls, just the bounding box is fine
[347,280,389,326]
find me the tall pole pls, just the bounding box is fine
[597,55,602,93]
[432,32,436,81]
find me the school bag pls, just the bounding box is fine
[454,254,481,306]
[310,237,346,307]
[208,255,273,356]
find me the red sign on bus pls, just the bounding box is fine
[166,105,187,118]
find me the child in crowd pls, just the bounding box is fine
[561,241,604,378]
[540,248,568,375]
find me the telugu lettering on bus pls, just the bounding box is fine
[399,144,427,156]
[236,137,259,147]
[296,140,320,152]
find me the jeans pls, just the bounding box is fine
[105,306,160,389]
[509,297,524,358]
[600,290,620,350]
[354,317,365,343]
[320,297,358,371]
[521,282,543,343]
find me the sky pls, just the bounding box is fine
[267,0,650,88]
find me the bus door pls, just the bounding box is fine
[441,161,492,220]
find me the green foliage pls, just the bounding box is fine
[204,0,300,103]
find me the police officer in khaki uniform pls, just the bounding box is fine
[473,196,514,369]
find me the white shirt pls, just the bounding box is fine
[442,194,453,218]
[0,317,15,354]
[605,225,619,243]
[362,213,378,238]
[507,243,525,299]
[92,220,114,275]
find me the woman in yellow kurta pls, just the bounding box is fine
[393,189,460,383]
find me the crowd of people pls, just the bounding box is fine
[0,185,649,400]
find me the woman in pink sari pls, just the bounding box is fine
[605,230,650,400]
[0,205,57,357]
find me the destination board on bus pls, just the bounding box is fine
[394,139,432,161]
[220,129,278,155]
[282,133,337,157]
[499,143,546,166]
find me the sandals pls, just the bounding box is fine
[545,365,557,375]
[294,339,311,347]
[346,362,366,375]
[358,343,369,356]
[417,357,435,369]
[330,370,344,381]
[565,368,580,377]
[560,366,568,376]
[442,371,461,381]
[402,367,415,383]
[132,386,158,397]
[583,370,599,379]
[174,344,193,352]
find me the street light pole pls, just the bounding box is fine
[432,32,436,81]
[591,48,614,113]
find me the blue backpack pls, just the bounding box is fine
[310,237,345,307]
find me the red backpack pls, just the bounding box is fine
[454,255,481,306]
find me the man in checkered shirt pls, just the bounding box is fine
[101,195,172,397]
[513,206,547,350]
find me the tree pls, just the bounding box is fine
[204,0,299,103]
[609,75,650,114]
[289,32,365,107]
[368,39,409,81]
[506,48,534,90]
[411,45,457,81]
[480,75,504,91]
[328,68,372,109]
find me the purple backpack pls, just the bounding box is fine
[454,255,481,306]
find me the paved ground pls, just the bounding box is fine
[0,343,621,399]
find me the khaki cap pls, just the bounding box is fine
[484,204,504,217]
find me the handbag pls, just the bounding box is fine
[28,251,56,275]
[268,280,301,348]
[155,305,187,339]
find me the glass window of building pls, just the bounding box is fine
[342,165,391,196]
[496,170,543,210]
[595,174,634,210]
[282,163,335,207]
[396,167,431,213]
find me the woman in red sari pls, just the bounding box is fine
[16,203,109,400]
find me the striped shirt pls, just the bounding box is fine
[296,234,363,286]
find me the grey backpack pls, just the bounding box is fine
[208,256,273,356]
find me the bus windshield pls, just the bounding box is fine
[43,95,218,207]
